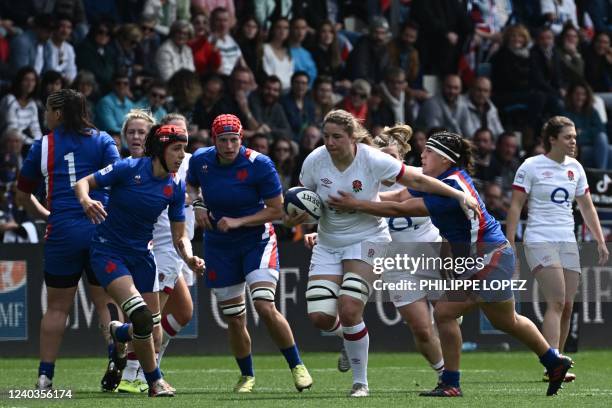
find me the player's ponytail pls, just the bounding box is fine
[375,124,413,158]
[456,137,475,175]
[323,109,374,146]
[47,89,97,136]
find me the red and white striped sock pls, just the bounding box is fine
[158,314,183,364]
[343,321,369,386]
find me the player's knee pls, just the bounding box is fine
[433,307,454,324]
[562,301,573,316]
[546,300,565,314]
[121,295,153,340]
[308,312,337,331]
[306,280,339,317]
[411,325,433,343]
[174,307,193,326]
[221,301,246,320]
[254,299,277,317]
[339,273,371,305]
[490,315,516,332]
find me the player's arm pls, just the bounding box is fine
[505,188,528,248]
[379,188,410,202]
[396,168,480,219]
[328,192,430,217]
[171,220,205,275]
[187,182,213,229]
[217,194,284,232]
[75,174,107,224]
[15,191,49,221]
[576,192,610,265]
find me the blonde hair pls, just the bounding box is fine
[121,108,156,147]
[323,109,373,145]
[374,124,413,157]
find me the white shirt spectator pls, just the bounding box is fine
[210,34,242,76]
[540,0,578,35]
[262,43,294,91]
[45,39,77,82]
[155,39,196,81]
[0,94,42,142]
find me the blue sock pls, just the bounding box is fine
[38,361,55,380]
[115,323,132,342]
[236,355,254,377]
[441,370,460,387]
[539,348,559,370]
[107,343,115,359]
[280,345,303,369]
[144,367,162,386]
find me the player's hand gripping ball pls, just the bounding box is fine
[283,187,322,224]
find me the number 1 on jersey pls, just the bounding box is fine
[64,152,76,188]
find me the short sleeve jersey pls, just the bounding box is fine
[512,154,588,242]
[300,143,404,248]
[16,127,120,242]
[186,146,282,245]
[93,157,186,254]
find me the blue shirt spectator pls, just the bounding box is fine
[95,75,135,135]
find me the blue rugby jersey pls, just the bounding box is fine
[93,156,185,254]
[17,126,119,242]
[409,167,506,257]
[186,146,282,244]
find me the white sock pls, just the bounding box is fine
[343,321,369,386]
[136,365,146,382]
[325,318,343,338]
[431,359,445,377]
[122,354,139,381]
[158,314,183,365]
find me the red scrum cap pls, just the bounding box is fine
[211,114,243,140]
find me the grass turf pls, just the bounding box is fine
[1,351,611,407]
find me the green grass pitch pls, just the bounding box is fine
[1,351,611,407]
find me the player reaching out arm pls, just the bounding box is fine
[329,130,575,398]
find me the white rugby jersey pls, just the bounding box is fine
[153,152,195,249]
[300,143,405,248]
[380,172,440,243]
[512,154,588,242]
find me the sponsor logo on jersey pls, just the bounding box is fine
[567,170,574,181]
[134,174,141,184]
[320,178,332,185]
[515,170,525,184]
[100,164,113,175]
[367,248,375,258]
[236,169,248,181]
[352,179,363,193]
[202,164,208,173]
[158,273,165,282]
[542,170,554,179]
[163,185,173,197]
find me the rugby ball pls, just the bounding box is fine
[284,187,322,222]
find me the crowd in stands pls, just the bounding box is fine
[1,0,612,241]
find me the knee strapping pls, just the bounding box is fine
[121,295,153,340]
[250,286,276,302]
[339,273,371,304]
[221,302,246,317]
[152,312,161,327]
[306,280,339,316]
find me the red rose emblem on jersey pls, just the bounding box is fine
[236,169,248,182]
[163,185,173,197]
[367,248,375,258]
[352,179,363,193]
[567,170,574,181]
[105,260,117,274]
